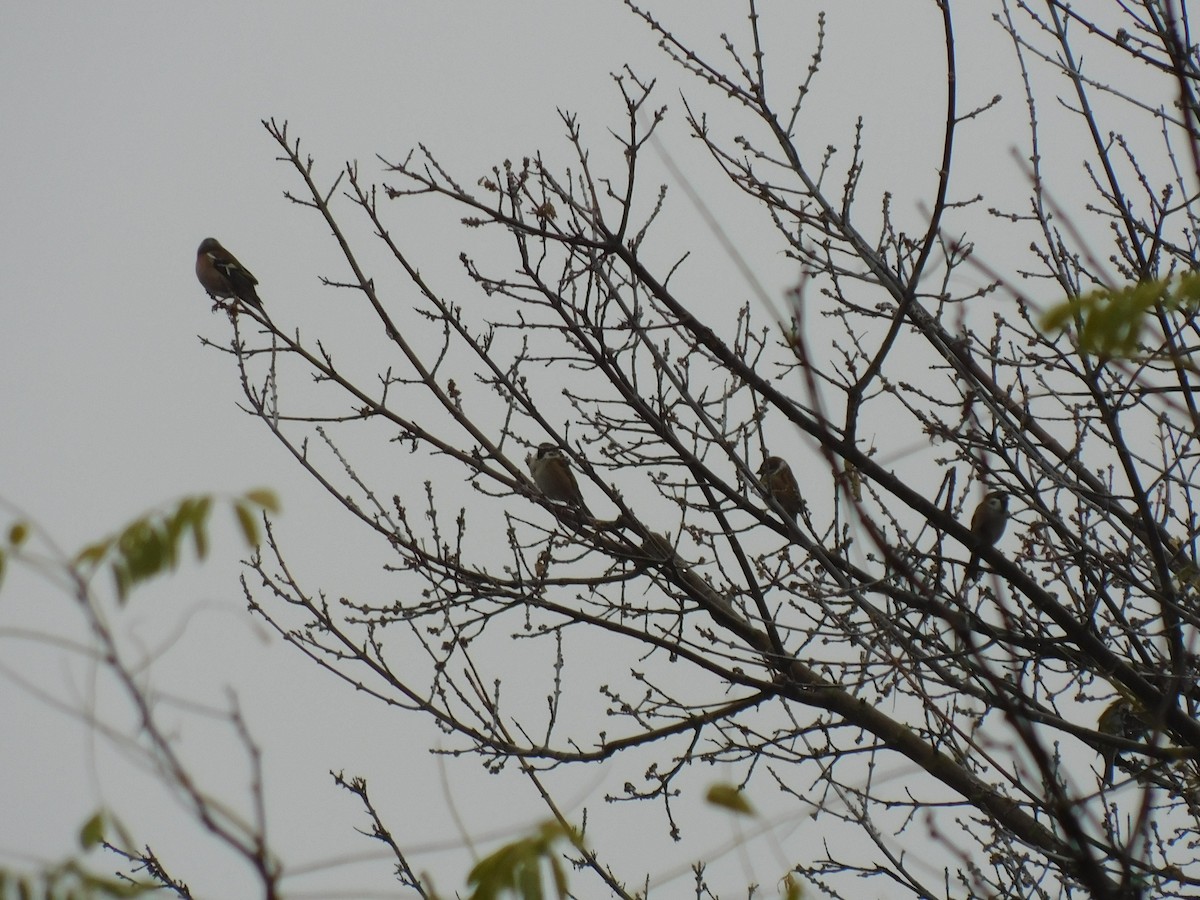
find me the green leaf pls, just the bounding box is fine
[781,874,804,899]
[75,539,114,569]
[1040,273,1200,357]
[117,519,168,584]
[465,822,577,900]
[518,862,542,900]
[8,522,29,547]
[242,488,280,514]
[706,782,755,816]
[113,561,132,604]
[68,492,276,602]
[191,515,210,560]
[233,503,260,547]
[178,496,212,560]
[78,812,104,850]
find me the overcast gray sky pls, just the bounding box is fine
[0,3,1080,897]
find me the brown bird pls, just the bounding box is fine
[195,238,263,310]
[757,456,803,521]
[964,490,1008,581]
[527,443,591,516]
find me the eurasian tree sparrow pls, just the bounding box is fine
[757,455,803,522]
[964,490,1008,581]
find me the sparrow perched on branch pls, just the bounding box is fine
[1097,698,1151,785]
[757,456,803,521]
[964,490,1008,581]
[527,443,591,516]
[195,238,263,310]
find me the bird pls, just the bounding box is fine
[195,238,263,310]
[1165,535,1200,588]
[1097,698,1150,785]
[757,456,803,521]
[527,443,591,516]
[964,490,1008,581]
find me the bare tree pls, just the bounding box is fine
[189,1,1200,897]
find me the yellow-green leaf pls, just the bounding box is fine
[518,863,542,900]
[183,496,212,560]
[466,822,577,900]
[781,873,804,899]
[75,539,114,568]
[113,562,132,604]
[191,516,210,561]
[8,522,28,547]
[70,492,275,601]
[242,489,280,514]
[706,782,755,816]
[78,812,104,850]
[1040,273,1200,357]
[234,503,260,547]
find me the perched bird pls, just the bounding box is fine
[757,456,803,521]
[1165,536,1200,588]
[1097,698,1151,785]
[527,443,591,516]
[964,490,1008,581]
[195,238,263,310]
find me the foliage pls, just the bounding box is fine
[0,813,153,900]
[1041,271,1200,357]
[463,822,580,900]
[73,490,278,601]
[1,494,279,898]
